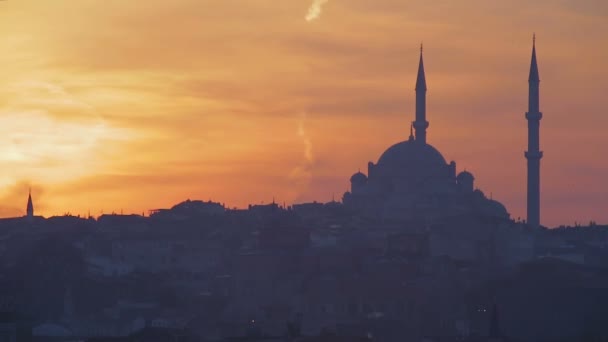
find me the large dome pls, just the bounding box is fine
[377,140,447,172]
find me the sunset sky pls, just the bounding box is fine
[0,0,606,227]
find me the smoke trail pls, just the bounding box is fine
[305,0,329,22]
[289,113,314,200]
[298,114,314,163]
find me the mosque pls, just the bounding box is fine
[17,40,544,229]
[342,45,522,223]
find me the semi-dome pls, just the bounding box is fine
[377,140,447,172]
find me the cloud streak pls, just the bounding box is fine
[306,0,329,22]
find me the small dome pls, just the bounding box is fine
[457,171,474,181]
[350,171,367,183]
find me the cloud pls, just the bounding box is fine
[306,0,329,22]
[0,80,133,186]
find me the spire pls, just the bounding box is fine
[413,43,429,144]
[409,122,414,141]
[415,43,427,91]
[26,188,34,218]
[529,34,539,82]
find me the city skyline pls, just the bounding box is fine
[1,1,607,226]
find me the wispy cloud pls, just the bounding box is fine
[0,79,136,186]
[306,0,329,22]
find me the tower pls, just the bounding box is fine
[525,35,542,228]
[413,44,429,144]
[26,188,34,218]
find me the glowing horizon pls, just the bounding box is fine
[0,0,607,227]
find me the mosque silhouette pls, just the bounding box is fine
[343,39,542,228]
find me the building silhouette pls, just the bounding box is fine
[525,35,543,229]
[342,46,509,222]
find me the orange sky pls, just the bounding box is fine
[0,0,606,227]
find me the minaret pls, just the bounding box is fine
[26,188,34,218]
[413,44,429,144]
[525,35,542,228]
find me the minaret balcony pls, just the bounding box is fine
[525,151,543,159]
[413,120,429,129]
[525,111,543,120]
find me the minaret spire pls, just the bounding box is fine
[26,188,34,218]
[415,43,427,91]
[413,44,429,144]
[529,33,540,87]
[525,34,543,228]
